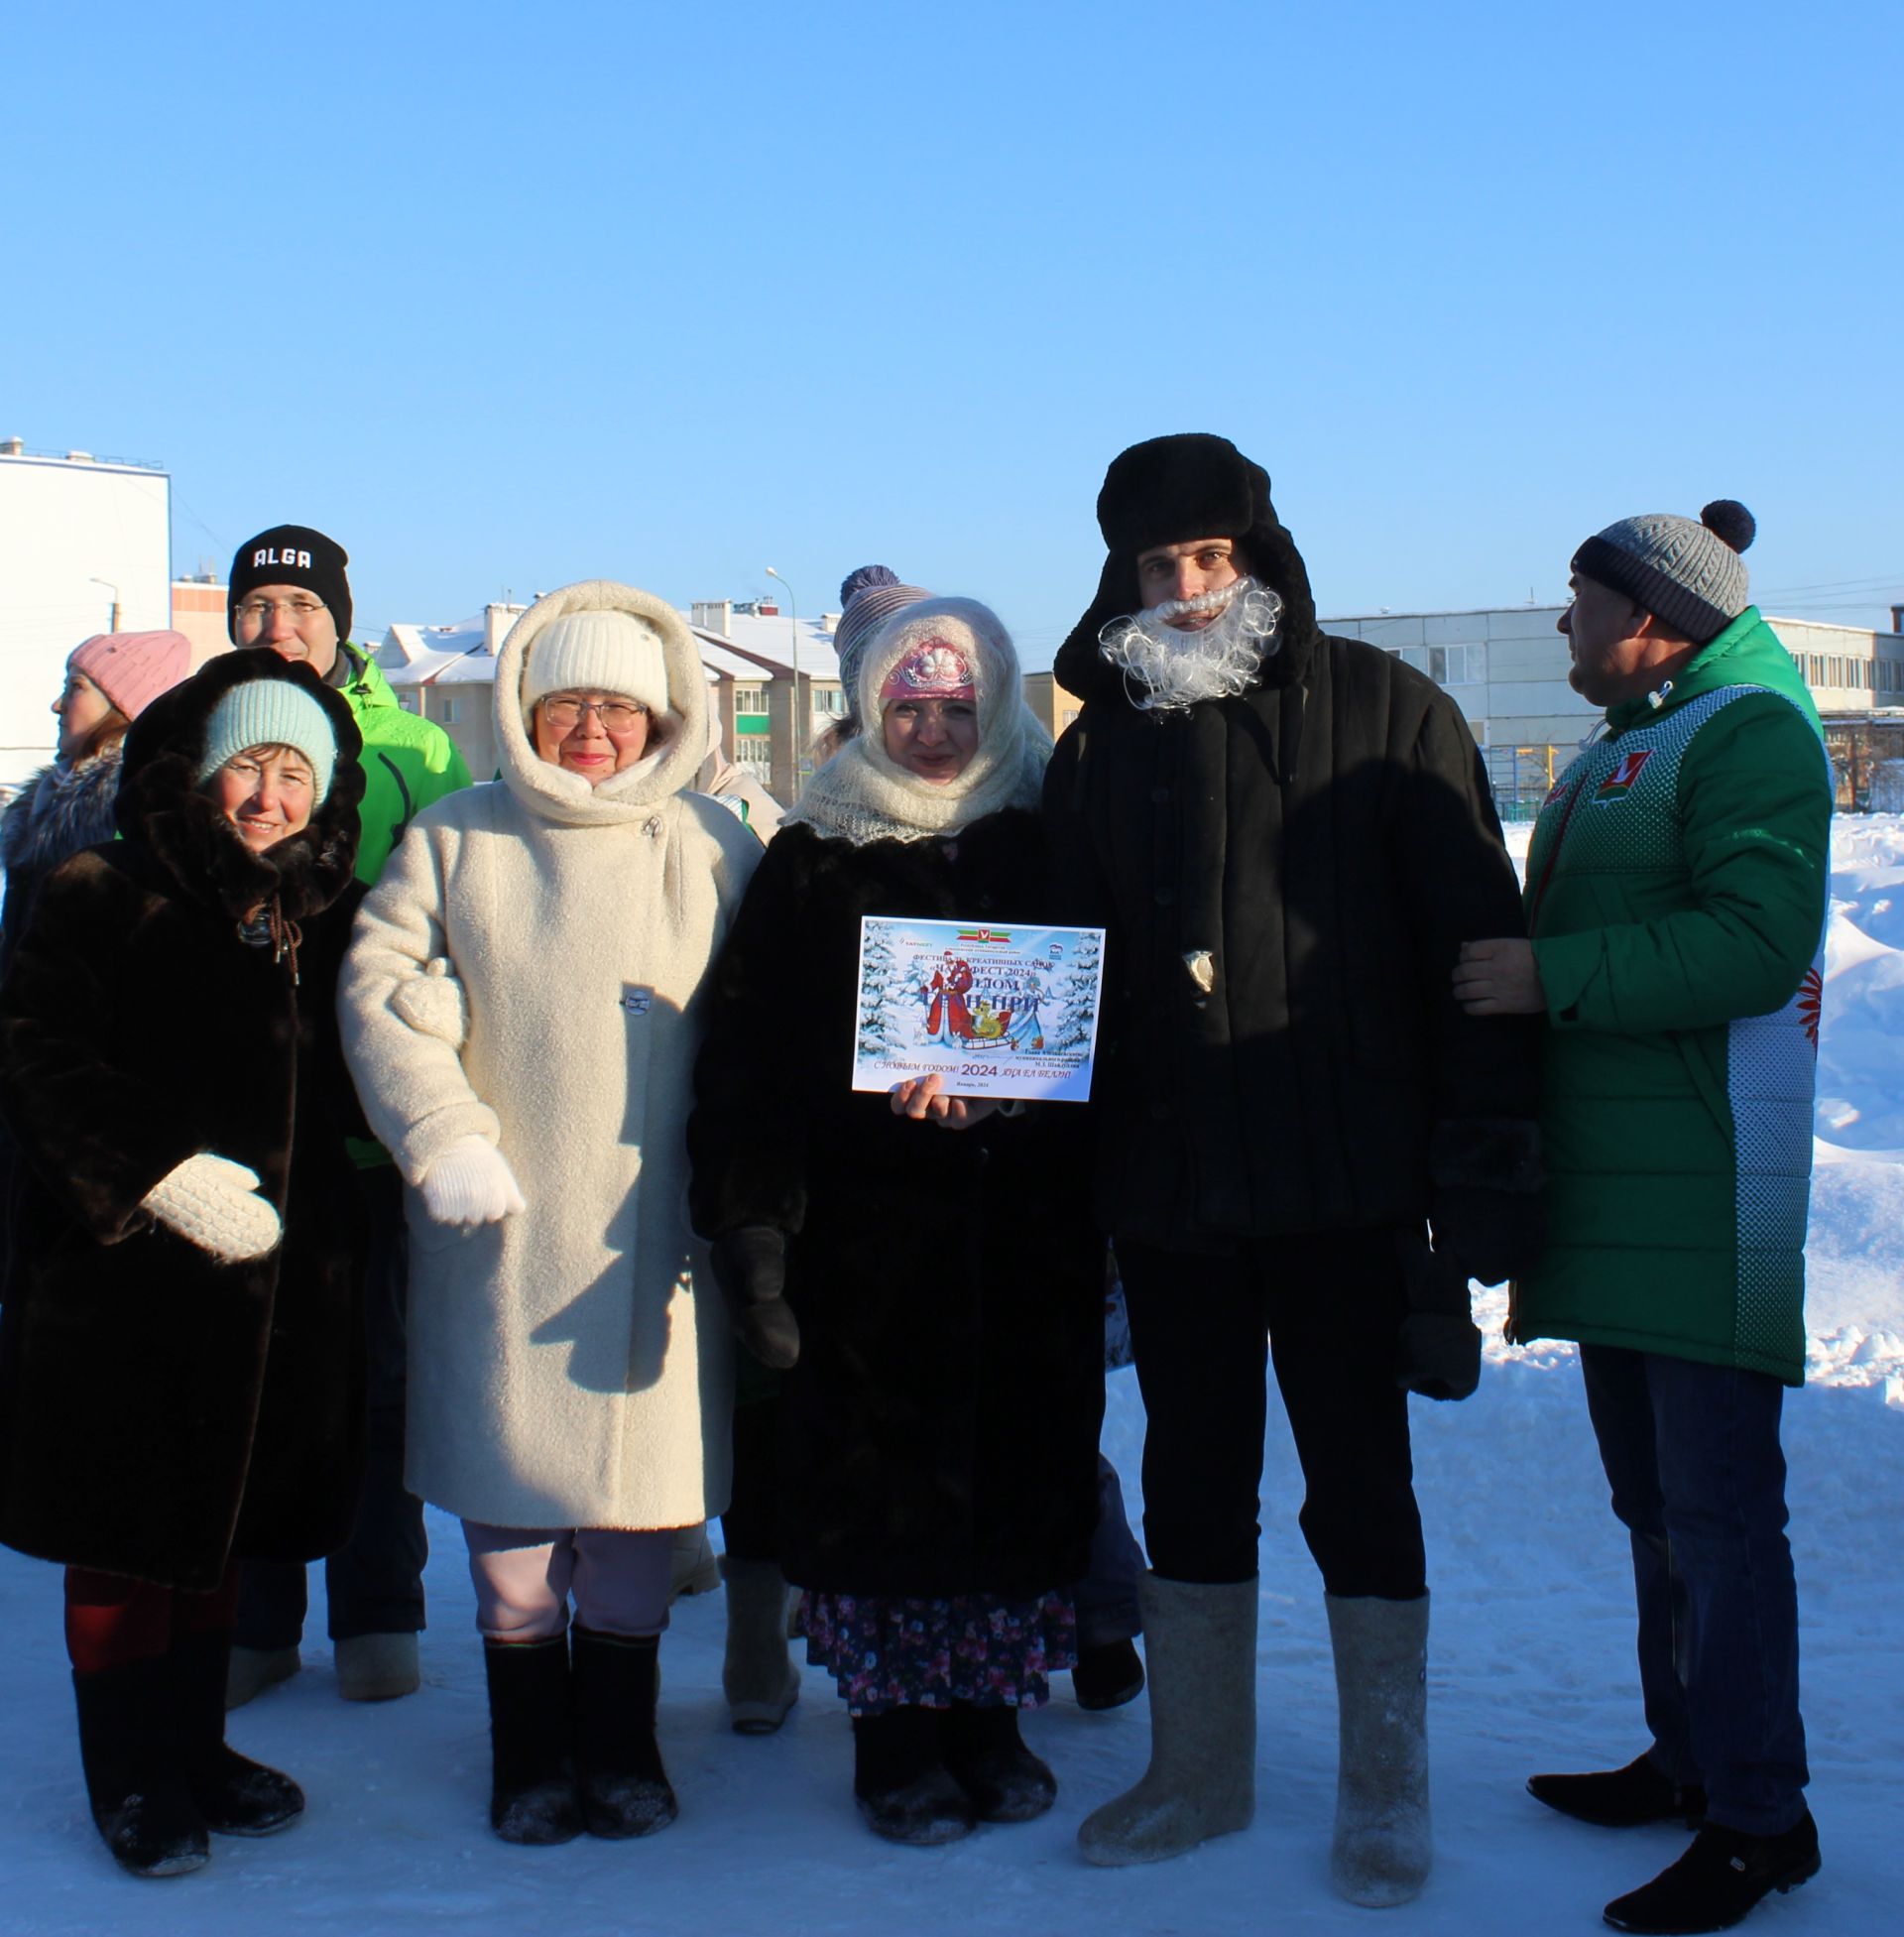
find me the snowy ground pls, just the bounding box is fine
[3,824,1902,1934]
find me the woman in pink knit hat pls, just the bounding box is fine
[0,631,195,976]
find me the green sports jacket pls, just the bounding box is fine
[1514,608,1832,1384]
[334,646,472,884]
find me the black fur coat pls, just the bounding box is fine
[687,812,1104,1599]
[1047,503,1542,1259]
[0,652,370,1590]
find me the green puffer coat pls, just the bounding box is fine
[335,646,471,884]
[1515,608,1832,1385]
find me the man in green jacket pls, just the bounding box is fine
[221,525,472,1708]
[1456,502,1830,1937]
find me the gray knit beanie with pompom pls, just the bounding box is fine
[1572,500,1756,645]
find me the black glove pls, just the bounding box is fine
[710,1225,800,1371]
[1428,1118,1547,1286]
[1394,1229,1481,1402]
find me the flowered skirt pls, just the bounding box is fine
[800,1588,1077,1717]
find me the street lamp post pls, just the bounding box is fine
[89,576,122,632]
[765,565,801,800]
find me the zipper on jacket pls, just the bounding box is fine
[378,751,415,848]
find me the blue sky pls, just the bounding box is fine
[7,0,1900,666]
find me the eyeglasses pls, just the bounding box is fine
[235,598,328,623]
[538,695,648,732]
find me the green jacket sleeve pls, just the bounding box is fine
[1535,697,1830,1035]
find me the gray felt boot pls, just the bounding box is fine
[721,1555,801,1734]
[1077,1574,1256,1866]
[1326,1592,1431,1907]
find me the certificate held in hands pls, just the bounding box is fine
[850,915,1106,1103]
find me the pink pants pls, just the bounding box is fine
[461,1521,674,1641]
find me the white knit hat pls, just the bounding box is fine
[521,610,669,716]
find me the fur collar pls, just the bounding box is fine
[0,747,124,881]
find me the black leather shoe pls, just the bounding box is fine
[1530,1753,1707,1829]
[1072,1639,1144,1712]
[1604,1812,1821,1934]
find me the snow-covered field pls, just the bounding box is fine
[2,823,1901,1935]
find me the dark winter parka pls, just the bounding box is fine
[0,652,369,1590]
[1045,435,1543,1268]
[687,811,1104,1599]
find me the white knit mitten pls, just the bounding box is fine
[417,1137,527,1226]
[142,1153,283,1264]
[390,957,469,1047]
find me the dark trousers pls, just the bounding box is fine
[1579,1344,1809,1836]
[1118,1227,1425,1597]
[235,1168,427,1647]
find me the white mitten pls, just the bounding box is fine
[418,1137,526,1227]
[391,957,469,1047]
[142,1153,283,1264]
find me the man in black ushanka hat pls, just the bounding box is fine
[1044,434,1544,1900]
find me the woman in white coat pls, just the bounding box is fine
[339,581,760,1846]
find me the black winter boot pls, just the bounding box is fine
[852,1707,975,1846]
[1072,1637,1144,1712]
[481,1636,582,1845]
[1529,1753,1708,1829]
[169,1632,303,1836]
[1604,1812,1821,1934]
[942,1702,1057,1822]
[71,1661,209,1878]
[569,1628,677,1839]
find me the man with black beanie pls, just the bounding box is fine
[1044,435,1543,1900]
[224,524,472,1710]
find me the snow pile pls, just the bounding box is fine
[0,825,1900,1931]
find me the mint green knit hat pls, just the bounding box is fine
[194,678,338,802]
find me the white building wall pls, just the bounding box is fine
[0,452,172,788]
[1323,604,1904,756]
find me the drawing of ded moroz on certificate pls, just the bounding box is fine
[851,915,1107,1103]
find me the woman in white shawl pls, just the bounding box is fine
[339,581,760,1846]
[687,599,1106,1847]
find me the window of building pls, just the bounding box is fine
[736,734,773,781]
[812,685,847,716]
[734,683,769,715]
[1401,644,1484,685]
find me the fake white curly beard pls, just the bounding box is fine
[1096,577,1284,713]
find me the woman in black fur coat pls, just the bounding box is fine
[0,652,368,1879]
[688,598,1104,1847]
